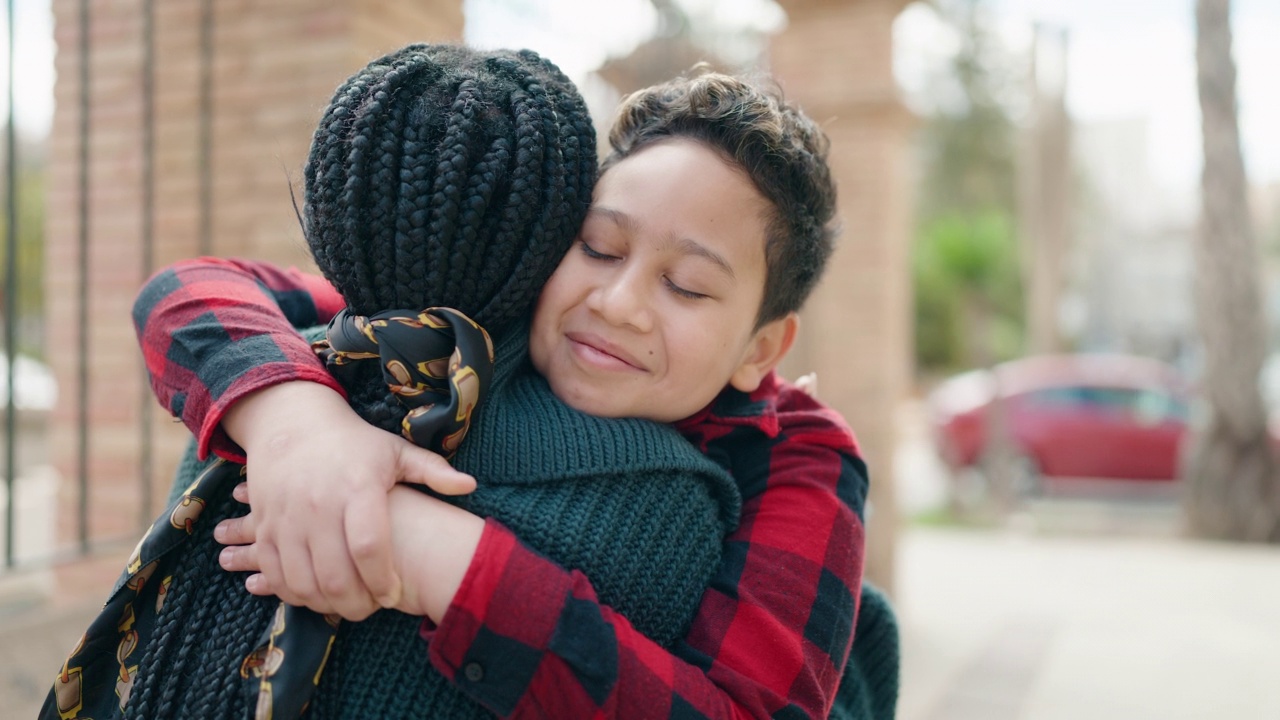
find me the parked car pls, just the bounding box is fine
[928,354,1191,495]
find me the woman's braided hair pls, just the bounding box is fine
[306,43,596,327]
[124,45,596,718]
[304,43,597,432]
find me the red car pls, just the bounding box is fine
[928,354,1191,488]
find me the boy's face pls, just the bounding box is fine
[530,138,792,422]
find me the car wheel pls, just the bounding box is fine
[949,464,991,515]
[1007,449,1043,499]
[972,446,1043,505]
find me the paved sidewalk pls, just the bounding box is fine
[5,525,1280,718]
[897,526,1280,720]
[1,550,128,718]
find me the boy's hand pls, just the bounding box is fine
[219,483,483,622]
[222,382,476,621]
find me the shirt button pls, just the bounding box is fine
[464,662,484,683]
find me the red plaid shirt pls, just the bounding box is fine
[133,257,868,718]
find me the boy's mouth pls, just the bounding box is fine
[565,332,645,372]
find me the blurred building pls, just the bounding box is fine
[1070,118,1195,365]
[1256,181,1280,348]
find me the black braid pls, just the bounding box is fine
[305,59,402,306]
[447,135,506,301]
[300,44,595,427]
[125,492,267,720]
[367,94,407,302]
[478,67,553,324]
[424,80,482,291]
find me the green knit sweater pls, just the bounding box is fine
[172,323,741,718]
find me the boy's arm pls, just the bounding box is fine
[145,257,870,715]
[132,256,347,461]
[131,256,480,619]
[424,419,867,719]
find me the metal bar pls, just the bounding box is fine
[3,0,18,569]
[138,0,155,526]
[76,0,91,554]
[197,0,213,256]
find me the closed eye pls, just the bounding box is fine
[579,239,620,262]
[664,276,709,300]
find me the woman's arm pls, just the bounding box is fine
[222,421,866,719]
[421,377,869,718]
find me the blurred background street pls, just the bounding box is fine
[897,525,1280,720]
[890,403,1280,720]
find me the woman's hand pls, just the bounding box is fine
[220,381,476,620]
[219,483,484,622]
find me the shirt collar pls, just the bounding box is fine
[674,371,782,439]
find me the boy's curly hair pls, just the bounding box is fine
[604,69,838,326]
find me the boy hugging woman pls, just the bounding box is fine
[45,43,896,720]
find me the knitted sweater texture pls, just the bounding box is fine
[173,322,740,719]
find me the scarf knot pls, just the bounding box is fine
[313,307,495,458]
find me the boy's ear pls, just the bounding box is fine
[730,313,799,393]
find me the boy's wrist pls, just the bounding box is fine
[389,486,484,622]
[223,380,349,451]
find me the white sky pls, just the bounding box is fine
[4,0,55,136]
[895,0,1280,194]
[6,0,1279,195]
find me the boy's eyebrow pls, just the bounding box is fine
[590,205,736,281]
[673,237,736,281]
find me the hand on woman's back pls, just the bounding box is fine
[221,380,476,620]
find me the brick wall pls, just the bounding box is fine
[46,0,463,551]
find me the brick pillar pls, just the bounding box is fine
[45,0,463,551]
[771,0,913,594]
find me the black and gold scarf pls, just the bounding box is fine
[42,307,493,720]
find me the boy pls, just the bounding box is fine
[136,69,879,718]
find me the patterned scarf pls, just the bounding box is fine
[42,307,493,720]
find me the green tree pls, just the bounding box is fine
[0,156,45,358]
[915,211,1023,369]
[912,0,1024,373]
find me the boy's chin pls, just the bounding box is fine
[551,382,709,424]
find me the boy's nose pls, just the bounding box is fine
[587,272,653,333]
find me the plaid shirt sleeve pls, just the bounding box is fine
[131,256,348,462]
[425,374,868,719]
[133,257,868,717]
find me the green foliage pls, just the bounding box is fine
[914,211,1024,370]
[912,0,1026,373]
[0,166,45,345]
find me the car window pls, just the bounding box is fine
[1025,386,1090,407]
[1025,385,1186,424]
[1025,386,1132,412]
[1132,389,1189,425]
